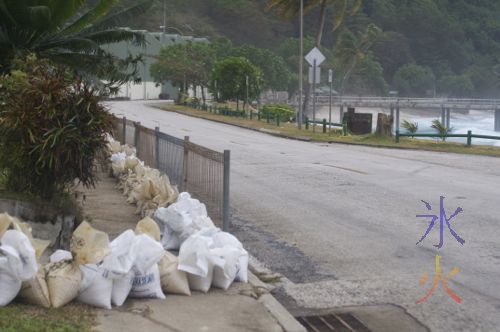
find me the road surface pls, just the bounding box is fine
[109,101,500,332]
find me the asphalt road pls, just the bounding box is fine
[109,101,500,332]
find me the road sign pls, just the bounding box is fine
[305,47,325,67]
[328,69,333,83]
[308,66,320,84]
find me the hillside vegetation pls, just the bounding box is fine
[120,0,500,98]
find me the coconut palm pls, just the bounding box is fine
[431,119,453,141]
[0,0,153,90]
[265,0,363,47]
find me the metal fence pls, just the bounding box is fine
[112,116,230,231]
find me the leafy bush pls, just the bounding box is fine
[0,56,114,198]
[260,104,295,121]
[401,120,418,137]
[431,119,453,142]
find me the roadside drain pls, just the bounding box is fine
[297,313,371,332]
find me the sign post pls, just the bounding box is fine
[305,47,325,133]
[328,69,333,135]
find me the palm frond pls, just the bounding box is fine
[82,29,146,47]
[87,0,154,32]
[60,0,118,35]
[46,0,85,31]
[332,0,348,31]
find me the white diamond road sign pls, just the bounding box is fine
[305,47,325,67]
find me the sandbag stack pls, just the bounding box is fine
[108,137,178,217]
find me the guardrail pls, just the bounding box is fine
[111,116,231,231]
[395,130,500,145]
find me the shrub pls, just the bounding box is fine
[0,56,114,198]
[431,119,453,142]
[401,120,418,137]
[260,104,295,121]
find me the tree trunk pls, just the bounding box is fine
[201,86,206,104]
[376,113,393,137]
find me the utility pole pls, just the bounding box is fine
[298,0,303,129]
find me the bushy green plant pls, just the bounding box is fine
[261,104,295,121]
[0,56,114,198]
[431,119,453,142]
[401,120,418,137]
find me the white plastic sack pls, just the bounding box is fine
[71,221,110,266]
[211,246,241,290]
[129,264,165,299]
[187,266,214,293]
[132,234,165,275]
[77,264,113,309]
[0,245,23,306]
[158,251,190,296]
[111,270,134,306]
[50,250,73,263]
[101,230,136,277]
[212,232,249,283]
[135,217,161,242]
[1,230,38,280]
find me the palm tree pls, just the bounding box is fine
[431,119,453,142]
[335,23,381,95]
[265,0,362,117]
[0,0,153,90]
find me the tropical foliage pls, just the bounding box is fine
[0,0,153,92]
[401,120,418,137]
[431,119,453,142]
[210,57,263,109]
[0,56,114,198]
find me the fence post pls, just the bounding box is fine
[155,127,160,169]
[223,150,231,232]
[122,117,127,144]
[396,130,400,143]
[182,136,190,192]
[134,122,141,148]
[258,111,261,121]
[342,119,347,136]
[266,113,270,123]
[276,114,280,127]
[323,119,327,133]
[250,111,253,120]
[467,130,472,146]
[305,117,309,130]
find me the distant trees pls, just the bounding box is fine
[393,64,435,97]
[210,57,262,109]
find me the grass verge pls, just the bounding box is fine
[157,104,500,157]
[0,303,95,332]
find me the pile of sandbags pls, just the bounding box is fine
[154,192,216,250]
[178,228,249,293]
[108,137,178,217]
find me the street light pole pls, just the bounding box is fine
[298,0,303,129]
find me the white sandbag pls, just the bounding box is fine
[211,232,249,283]
[211,246,241,290]
[132,234,165,274]
[50,249,73,263]
[187,265,214,293]
[1,230,38,280]
[17,265,51,308]
[101,230,136,277]
[0,245,23,306]
[111,270,134,306]
[158,251,190,296]
[129,264,165,299]
[0,213,13,238]
[178,233,214,277]
[77,264,113,309]
[45,259,82,308]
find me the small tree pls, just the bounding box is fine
[401,120,419,137]
[210,57,263,109]
[0,56,114,198]
[431,119,453,142]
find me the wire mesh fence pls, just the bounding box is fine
[112,116,230,230]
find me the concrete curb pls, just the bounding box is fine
[248,271,306,332]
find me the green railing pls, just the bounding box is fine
[396,130,500,145]
[304,117,347,136]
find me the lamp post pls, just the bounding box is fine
[298,0,304,129]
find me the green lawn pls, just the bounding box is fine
[0,303,95,332]
[157,104,500,158]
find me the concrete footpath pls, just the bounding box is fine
[79,168,305,332]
